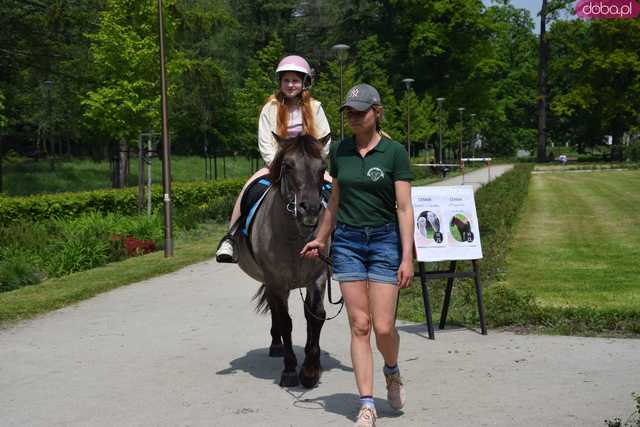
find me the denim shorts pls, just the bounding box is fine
[331,222,401,284]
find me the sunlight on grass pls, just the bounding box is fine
[3,156,257,196]
[501,170,640,311]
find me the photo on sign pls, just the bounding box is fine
[416,210,444,244]
[449,213,474,243]
[411,185,482,262]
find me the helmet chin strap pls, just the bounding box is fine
[275,72,312,90]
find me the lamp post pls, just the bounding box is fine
[470,113,477,158]
[157,0,173,257]
[436,97,445,164]
[331,44,350,142]
[402,78,415,157]
[458,107,465,166]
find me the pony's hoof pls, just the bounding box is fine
[279,371,299,387]
[269,344,284,357]
[299,367,320,389]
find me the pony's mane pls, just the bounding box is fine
[268,134,323,183]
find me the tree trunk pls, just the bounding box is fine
[116,139,129,188]
[536,0,548,163]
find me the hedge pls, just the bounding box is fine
[0,179,244,224]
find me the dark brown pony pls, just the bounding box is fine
[235,133,330,388]
[451,216,473,242]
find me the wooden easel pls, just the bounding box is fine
[415,259,487,339]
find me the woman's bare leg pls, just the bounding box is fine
[368,282,400,367]
[340,280,373,397]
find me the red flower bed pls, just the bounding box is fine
[111,235,156,257]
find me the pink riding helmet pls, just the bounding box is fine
[276,55,313,87]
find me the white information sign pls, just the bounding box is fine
[411,185,483,262]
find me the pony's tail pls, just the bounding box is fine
[253,284,270,314]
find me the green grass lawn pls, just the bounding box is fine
[501,170,640,312]
[2,155,257,196]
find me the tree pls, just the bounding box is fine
[82,0,170,187]
[536,0,573,161]
[398,89,437,158]
[548,18,640,159]
[233,37,284,155]
[484,0,538,155]
[170,0,239,156]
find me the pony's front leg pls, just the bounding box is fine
[266,288,298,387]
[300,276,326,388]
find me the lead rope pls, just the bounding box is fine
[296,232,344,322]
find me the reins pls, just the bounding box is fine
[296,227,344,321]
[278,170,344,321]
[297,248,344,321]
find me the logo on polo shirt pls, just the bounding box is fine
[367,167,384,182]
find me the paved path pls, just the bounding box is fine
[1,262,638,427]
[430,164,513,192]
[1,164,639,426]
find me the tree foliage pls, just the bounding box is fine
[0,0,638,163]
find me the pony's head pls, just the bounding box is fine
[269,132,330,227]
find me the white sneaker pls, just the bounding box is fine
[215,238,236,263]
[354,406,377,427]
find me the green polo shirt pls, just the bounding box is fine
[329,136,413,227]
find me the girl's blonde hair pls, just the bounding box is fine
[267,80,317,138]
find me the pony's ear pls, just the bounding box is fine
[318,134,331,146]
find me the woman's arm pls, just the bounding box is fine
[395,180,414,288]
[300,181,340,257]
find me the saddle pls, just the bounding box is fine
[238,177,332,238]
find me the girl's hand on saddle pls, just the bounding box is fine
[300,240,325,259]
[397,259,414,289]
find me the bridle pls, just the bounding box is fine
[279,163,298,218]
[278,161,344,320]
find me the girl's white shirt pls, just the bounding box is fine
[287,105,303,138]
[258,97,331,166]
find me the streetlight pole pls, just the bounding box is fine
[470,113,477,158]
[402,78,415,158]
[331,44,349,142]
[458,107,465,166]
[436,97,445,164]
[157,0,173,257]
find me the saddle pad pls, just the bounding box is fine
[239,179,334,237]
[240,178,272,236]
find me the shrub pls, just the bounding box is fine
[0,249,43,292]
[173,194,235,229]
[0,179,244,225]
[0,208,218,286]
[399,164,536,327]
